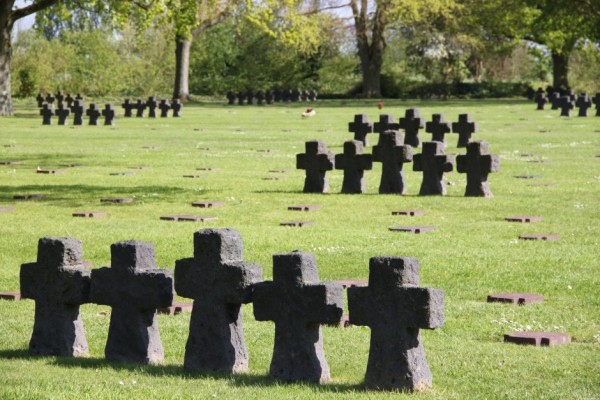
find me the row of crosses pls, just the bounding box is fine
[297,112,500,197]
[226,88,318,106]
[534,89,600,117]
[40,102,116,126]
[121,97,183,118]
[36,92,83,108]
[20,231,444,391]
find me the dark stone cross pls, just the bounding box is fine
[348,114,374,146]
[102,104,116,125]
[159,99,171,117]
[45,93,55,105]
[348,256,444,391]
[425,113,452,146]
[36,93,45,108]
[273,89,283,102]
[90,240,173,364]
[65,93,74,108]
[55,104,71,125]
[265,90,274,104]
[451,113,479,148]
[335,140,373,194]
[135,99,146,117]
[86,103,101,125]
[309,90,318,101]
[549,91,561,109]
[246,90,254,105]
[71,100,84,125]
[171,99,183,117]
[237,91,245,105]
[575,94,592,117]
[256,90,265,105]
[456,141,500,197]
[226,91,235,105]
[535,92,548,110]
[55,91,65,105]
[291,88,301,102]
[399,108,425,148]
[296,140,335,193]
[559,95,575,117]
[253,251,344,383]
[121,99,135,117]
[372,130,413,194]
[147,97,158,117]
[413,141,454,195]
[593,93,600,117]
[40,104,54,125]
[175,228,262,372]
[373,114,400,135]
[20,237,91,356]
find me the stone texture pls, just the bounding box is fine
[505,216,542,223]
[451,114,479,148]
[413,142,454,195]
[399,108,425,148]
[288,205,321,211]
[0,291,21,300]
[372,130,412,194]
[519,234,560,241]
[456,141,500,197]
[348,257,444,391]
[487,293,544,305]
[425,113,452,146]
[392,210,426,216]
[253,251,344,383]
[90,240,173,364]
[160,215,218,222]
[373,114,399,134]
[157,302,193,315]
[389,226,436,233]
[296,140,335,193]
[20,237,91,356]
[335,140,373,194]
[504,332,571,346]
[348,114,373,146]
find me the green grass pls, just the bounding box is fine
[0,98,599,399]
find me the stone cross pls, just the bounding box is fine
[335,140,373,194]
[425,113,452,146]
[102,104,116,125]
[253,251,343,383]
[575,94,592,117]
[309,90,318,101]
[75,93,84,101]
[549,91,561,109]
[348,114,374,146]
[593,93,600,117]
[456,141,500,197]
[291,88,301,102]
[256,90,265,105]
[246,90,254,105]
[265,90,274,104]
[86,103,101,125]
[175,228,262,372]
[65,93,74,108]
[348,256,444,391]
[55,91,65,105]
[451,113,479,148]
[36,93,45,108]
[40,104,54,125]
[159,99,171,117]
[20,237,91,356]
[399,108,425,148]
[121,99,135,117]
[45,93,55,105]
[90,240,173,364]
[296,140,335,193]
[226,91,235,105]
[147,97,158,117]
[413,141,454,195]
[559,95,575,117]
[237,91,245,105]
[135,99,146,117]
[71,100,84,125]
[55,104,71,125]
[171,99,183,117]
[273,89,282,102]
[373,114,399,134]
[372,130,413,194]
[535,92,548,110]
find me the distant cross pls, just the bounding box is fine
[71,100,84,125]
[65,93,74,108]
[283,89,292,102]
[593,93,600,117]
[159,99,171,117]
[147,96,158,117]
[36,93,45,108]
[335,140,373,194]
[253,251,343,383]
[171,99,183,117]
[309,90,318,101]
[90,240,173,364]
[456,141,499,197]
[559,96,574,117]
[301,90,309,101]
[102,104,116,125]
[373,114,399,134]
[265,90,274,104]
[256,90,265,105]
[175,228,262,372]
[75,93,84,101]
[549,92,561,109]
[534,87,544,101]
[20,237,91,356]
[55,92,65,105]
[535,92,548,110]
[237,91,245,105]
[413,141,454,195]
[348,114,374,146]
[451,113,479,148]
[86,103,101,125]
[135,99,146,117]
[45,93,55,105]
[296,140,335,193]
[55,104,71,125]
[246,90,254,105]
[40,104,54,125]
[425,113,452,146]
[226,91,235,105]
[291,88,301,102]
[273,89,283,102]
[372,130,413,194]
[399,108,425,148]
[348,256,444,391]
[121,99,135,117]
[566,88,576,101]
[575,94,592,117]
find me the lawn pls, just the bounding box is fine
[0,98,599,399]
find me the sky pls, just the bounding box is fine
[13,0,36,32]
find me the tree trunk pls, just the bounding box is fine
[0,2,14,116]
[551,50,570,90]
[173,35,191,101]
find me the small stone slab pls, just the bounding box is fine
[0,206,15,212]
[60,163,82,168]
[141,146,159,150]
[504,332,571,346]
[196,167,220,171]
[505,216,542,223]
[487,293,544,305]
[519,234,560,241]
[197,147,212,151]
[389,226,436,233]
[288,205,321,211]
[0,291,21,301]
[262,177,282,180]
[183,175,203,178]
[0,161,21,165]
[14,194,44,200]
[128,166,145,170]
[100,197,133,204]
[160,215,218,222]
[256,149,273,153]
[157,302,193,315]
[269,169,289,173]
[514,175,543,179]
[110,172,135,176]
[528,183,557,187]
[334,280,368,289]
[36,169,64,174]
[280,221,315,227]
[191,201,224,208]
[392,210,426,216]
[72,211,108,218]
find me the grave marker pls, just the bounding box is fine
[373,114,399,134]
[36,93,45,107]
[121,99,135,117]
[226,91,236,105]
[559,96,574,117]
[487,293,544,305]
[192,201,224,208]
[451,114,479,148]
[159,99,171,117]
[456,141,500,197]
[399,108,425,148]
[575,94,592,117]
[14,194,44,200]
[505,216,542,223]
[55,104,71,125]
[288,205,321,211]
[160,215,217,222]
[72,212,107,218]
[171,99,183,116]
[335,140,373,194]
[135,99,146,117]
[65,93,74,107]
[147,97,158,117]
[279,221,315,227]
[425,113,452,146]
[246,90,254,105]
[0,291,21,300]
[504,332,570,346]
[237,91,245,105]
[102,104,116,125]
[157,302,193,315]
[519,234,560,241]
[71,100,85,125]
[592,93,600,116]
[55,91,65,105]
[86,103,101,125]
[392,210,426,216]
[101,197,133,203]
[413,141,454,195]
[348,114,373,146]
[45,93,55,105]
[40,104,54,125]
[535,92,548,110]
[372,130,413,194]
[296,140,335,193]
[388,226,436,233]
[549,92,561,109]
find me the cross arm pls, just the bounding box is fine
[347,286,371,327]
[220,261,263,304]
[59,267,92,305]
[318,153,335,170]
[395,145,413,163]
[400,287,444,329]
[174,258,196,299]
[456,154,467,174]
[436,155,454,172]
[358,154,373,170]
[482,155,500,173]
[302,282,344,324]
[412,154,423,172]
[252,281,280,322]
[20,262,40,300]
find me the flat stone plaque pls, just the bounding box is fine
[487,293,544,305]
[110,172,135,176]
[129,166,145,170]
[101,197,133,203]
[141,146,159,150]
[288,205,321,211]
[279,221,315,227]
[192,201,225,208]
[196,167,220,171]
[72,211,108,218]
[0,291,21,301]
[0,206,15,212]
[183,175,203,178]
[160,215,218,222]
[157,302,193,315]
[0,161,21,165]
[269,169,289,173]
[14,194,44,200]
[528,183,557,187]
[257,149,272,153]
[519,234,560,241]
[334,280,368,289]
[392,210,426,216]
[197,147,212,151]
[262,177,282,180]
[505,216,542,223]
[60,163,82,168]
[504,331,571,346]
[514,175,543,179]
[389,226,436,233]
[37,169,64,174]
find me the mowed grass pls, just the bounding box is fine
[0,98,598,399]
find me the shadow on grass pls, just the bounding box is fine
[0,348,31,359]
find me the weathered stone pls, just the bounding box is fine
[388,226,436,233]
[159,99,171,117]
[456,141,500,197]
[147,97,158,117]
[413,142,454,195]
[392,210,426,216]
[20,237,91,356]
[100,197,133,203]
[40,104,54,125]
[372,130,412,194]
[253,251,343,383]
[348,256,444,391]
[160,215,218,222]
[399,108,425,148]
[110,172,135,176]
[296,140,335,193]
[575,94,592,117]
[288,205,321,211]
[175,229,262,372]
[451,114,479,148]
[0,291,21,300]
[279,221,315,227]
[122,99,135,117]
[425,113,452,146]
[505,216,542,223]
[157,302,193,315]
[487,293,544,305]
[373,114,399,135]
[335,140,373,194]
[55,104,71,125]
[504,331,570,346]
[36,168,64,174]
[72,211,107,218]
[559,96,575,117]
[519,234,560,241]
[90,240,173,364]
[348,114,374,146]
[192,201,225,208]
[86,103,101,125]
[101,104,116,125]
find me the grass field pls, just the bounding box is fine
[0,98,599,399]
